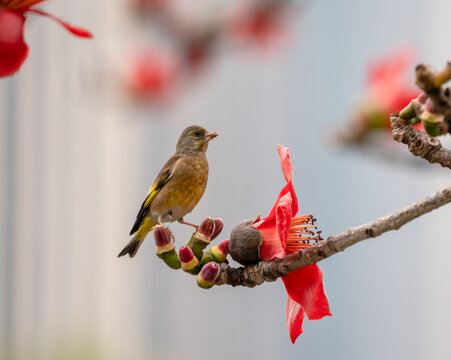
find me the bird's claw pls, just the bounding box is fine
[178,219,199,230]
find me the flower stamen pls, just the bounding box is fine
[286,215,323,253]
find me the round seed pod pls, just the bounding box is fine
[228,219,263,266]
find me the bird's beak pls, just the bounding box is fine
[205,131,218,142]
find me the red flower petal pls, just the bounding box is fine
[28,9,92,38]
[286,296,305,344]
[0,9,29,77]
[263,145,298,223]
[266,179,298,221]
[254,219,285,261]
[276,192,292,247]
[255,192,292,261]
[277,144,293,183]
[282,264,331,320]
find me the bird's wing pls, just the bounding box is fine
[129,155,181,235]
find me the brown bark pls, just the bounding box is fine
[390,113,451,169]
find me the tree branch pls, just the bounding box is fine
[390,113,451,169]
[216,186,451,287]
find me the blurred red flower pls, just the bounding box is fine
[0,0,92,78]
[367,50,421,117]
[252,145,331,343]
[341,50,422,143]
[228,1,287,48]
[125,51,179,102]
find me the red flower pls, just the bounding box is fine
[0,0,92,78]
[252,145,331,343]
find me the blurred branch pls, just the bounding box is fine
[216,186,451,287]
[391,113,451,169]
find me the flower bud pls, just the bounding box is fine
[154,225,180,270]
[211,218,224,240]
[409,117,421,125]
[197,262,220,289]
[210,239,229,263]
[424,120,442,137]
[187,218,217,259]
[154,225,172,247]
[198,217,216,238]
[399,102,416,120]
[179,246,201,274]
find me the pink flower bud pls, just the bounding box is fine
[198,217,216,237]
[179,245,200,273]
[179,245,195,263]
[210,218,224,240]
[154,225,172,247]
[197,262,220,289]
[217,239,229,254]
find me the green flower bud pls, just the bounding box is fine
[424,121,442,137]
[399,103,416,120]
[210,239,229,263]
[409,117,421,125]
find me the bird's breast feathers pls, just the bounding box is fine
[149,155,209,220]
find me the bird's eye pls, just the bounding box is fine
[194,130,202,136]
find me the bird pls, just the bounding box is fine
[118,125,218,258]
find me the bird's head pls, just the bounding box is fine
[176,125,218,154]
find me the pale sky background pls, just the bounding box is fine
[1,0,450,359]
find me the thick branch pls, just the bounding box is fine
[216,186,451,287]
[391,113,451,169]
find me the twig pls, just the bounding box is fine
[216,186,451,287]
[391,113,451,169]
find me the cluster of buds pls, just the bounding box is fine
[187,217,223,259]
[400,93,450,137]
[153,217,226,288]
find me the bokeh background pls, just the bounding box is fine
[1,0,451,359]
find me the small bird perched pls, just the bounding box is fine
[118,125,218,258]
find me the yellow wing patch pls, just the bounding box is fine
[129,170,172,235]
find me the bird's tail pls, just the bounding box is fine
[118,218,158,258]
